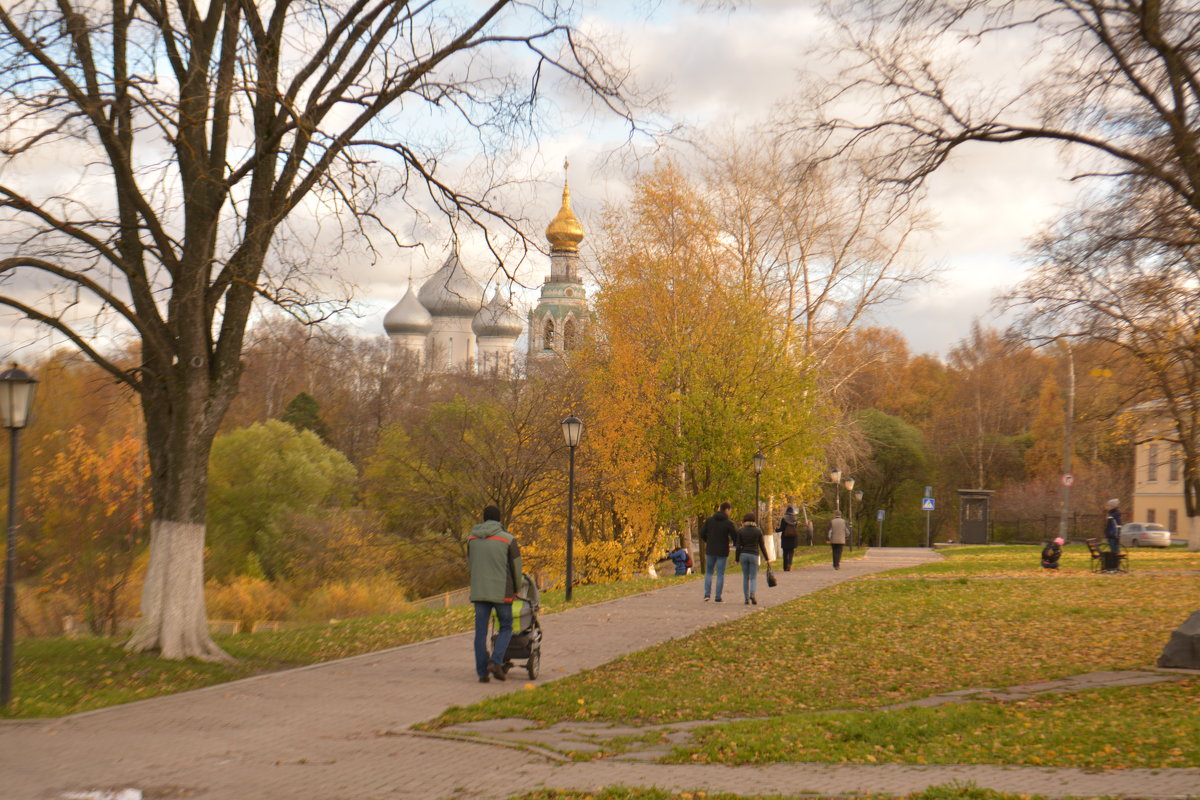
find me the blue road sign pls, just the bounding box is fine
[921,497,935,511]
[876,509,885,521]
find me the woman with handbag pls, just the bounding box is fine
[735,513,771,605]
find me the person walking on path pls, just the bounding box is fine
[1104,498,1122,555]
[736,513,771,605]
[1041,537,1064,571]
[700,501,737,602]
[776,506,800,571]
[467,504,522,683]
[828,511,848,570]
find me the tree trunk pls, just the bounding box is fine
[1185,472,1200,553]
[126,520,228,660]
[125,365,235,661]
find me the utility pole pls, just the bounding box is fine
[1059,346,1075,541]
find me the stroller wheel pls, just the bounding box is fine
[527,648,540,680]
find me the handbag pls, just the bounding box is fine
[765,567,777,588]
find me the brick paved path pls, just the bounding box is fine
[2,548,1197,800]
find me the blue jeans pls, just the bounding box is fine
[704,554,727,599]
[473,601,513,678]
[740,553,759,600]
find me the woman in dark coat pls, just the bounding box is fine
[735,513,771,605]
[775,506,800,571]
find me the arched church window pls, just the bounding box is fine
[543,318,555,350]
[563,318,576,351]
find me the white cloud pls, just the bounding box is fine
[2,0,1086,364]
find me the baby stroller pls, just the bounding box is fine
[491,573,542,679]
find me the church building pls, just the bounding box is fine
[382,165,587,372]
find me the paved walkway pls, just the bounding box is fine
[2,548,1197,800]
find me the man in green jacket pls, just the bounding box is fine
[467,505,522,682]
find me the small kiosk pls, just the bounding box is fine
[957,489,995,545]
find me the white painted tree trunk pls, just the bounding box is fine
[125,520,230,661]
[1188,516,1199,552]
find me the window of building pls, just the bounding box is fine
[1169,509,1178,532]
[1147,508,1156,523]
[1169,450,1181,482]
[1147,443,1159,482]
[563,318,576,351]
[543,318,555,350]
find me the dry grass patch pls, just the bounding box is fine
[428,570,1196,729]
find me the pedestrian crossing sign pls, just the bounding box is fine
[921,497,935,511]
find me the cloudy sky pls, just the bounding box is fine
[0,0,1083,361]
[350,0,1084,358]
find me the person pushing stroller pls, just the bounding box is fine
[467,504,522,682]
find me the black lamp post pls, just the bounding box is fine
[853,490,863,547]
[752,452,766,527]
[1,364,37,709]
[829,468,841,514]
[561,415,583,602]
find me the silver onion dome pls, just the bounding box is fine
[418,250,485,318]
[473,289,525,338]
[383,282,433,335]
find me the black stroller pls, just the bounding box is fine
[491,573,542,680]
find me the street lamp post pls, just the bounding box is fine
[561,415,583,602]
[843,478,856,549]
[853,489,863,548]
[1,364,38,709]
[753,452,766,530]
[829,468,841,514]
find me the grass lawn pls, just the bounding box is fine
[677,678,1200,768]
[884,543,1200,576]
[428,546,1200,771]
[1,572,698,719]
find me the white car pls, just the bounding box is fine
[1119,522,1172,548]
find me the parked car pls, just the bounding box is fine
[1119,522,1172,548]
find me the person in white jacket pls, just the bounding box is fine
[828,511,848,570]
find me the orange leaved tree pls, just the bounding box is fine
[26,428,150,635]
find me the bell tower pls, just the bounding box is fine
[530,160,587,357]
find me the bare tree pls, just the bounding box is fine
[1005,188,1200,548]
[938,324,1047,489]
[0,0,637,659]
[821,0,1200,545]
[823,2,1200,216]
[698,131,932,483]
[703,132,933,369]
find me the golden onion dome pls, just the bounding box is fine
[545,161,584,252]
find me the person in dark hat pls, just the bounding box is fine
[775,505,800,571]
[1104,498,1122,556]
[467,505,522,682]
[700,502,737,602]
